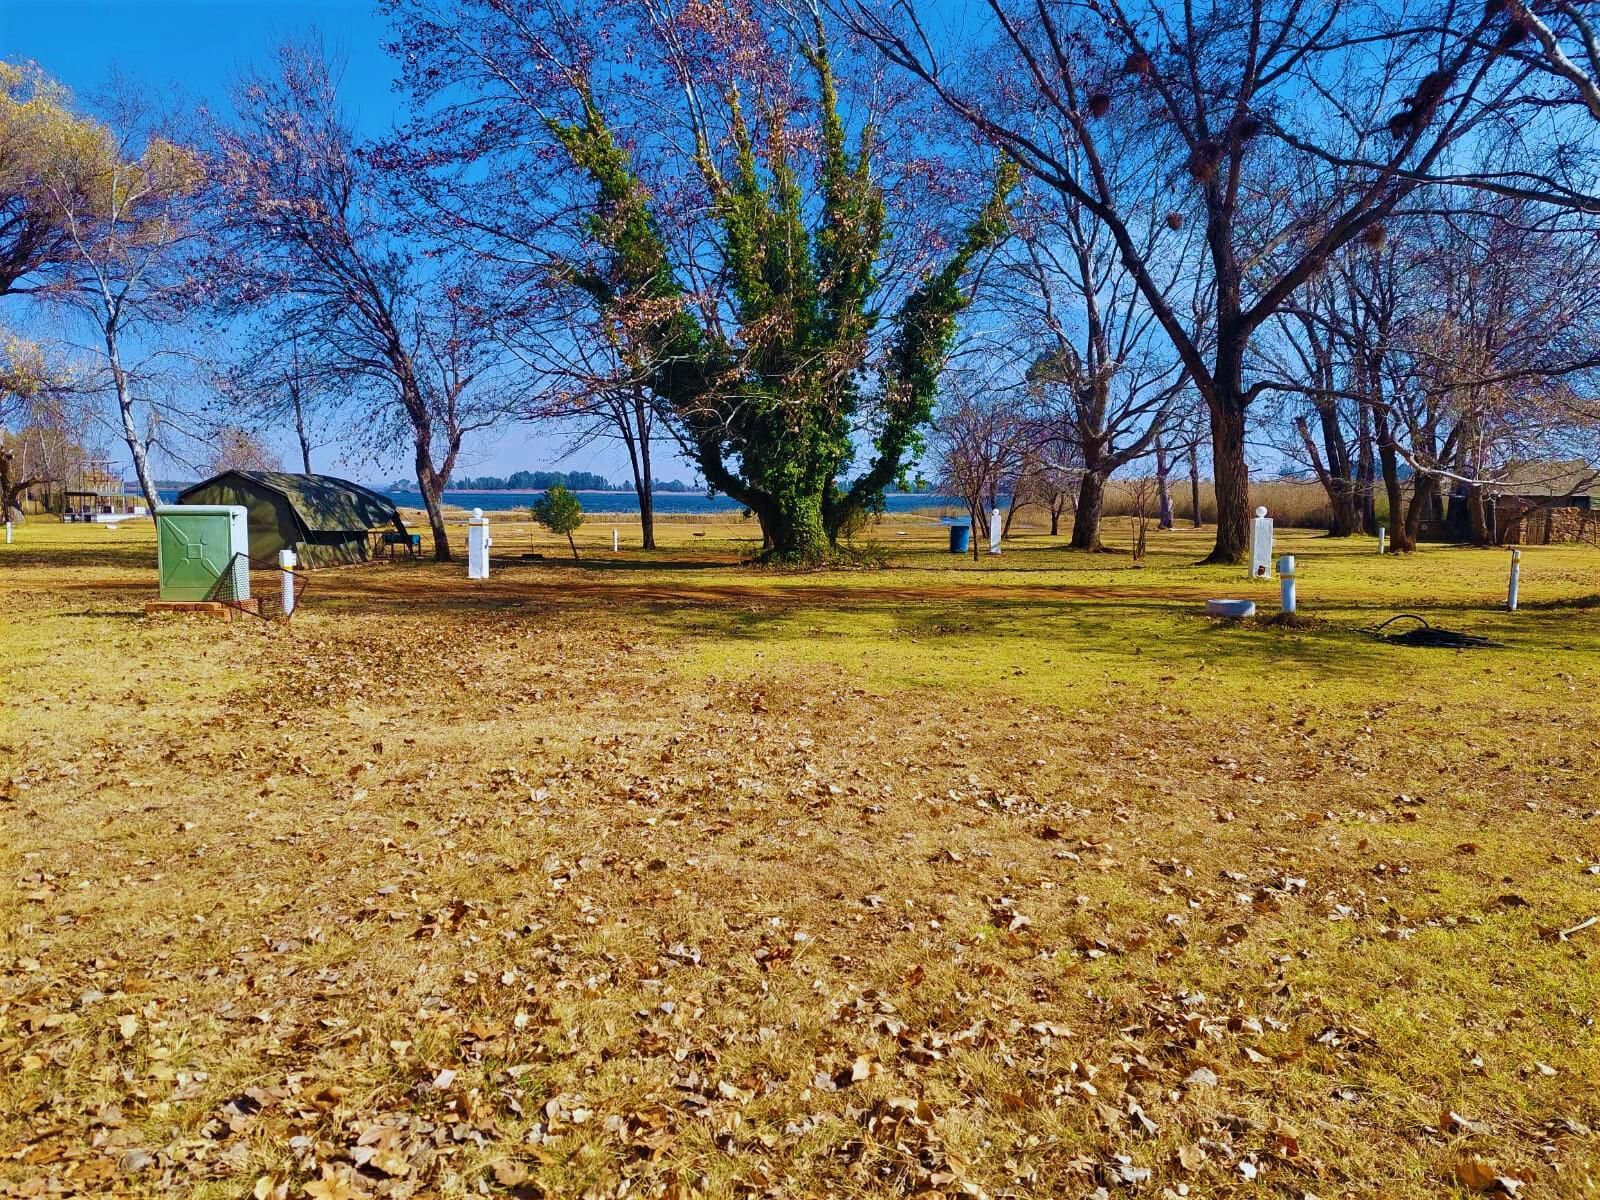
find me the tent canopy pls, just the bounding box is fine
[176,471,405,567]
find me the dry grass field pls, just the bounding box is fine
[3,513,1598,1200]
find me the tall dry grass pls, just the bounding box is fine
[910,479,1383,531]
[1100,478,1351,529]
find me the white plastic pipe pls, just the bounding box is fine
[1507,548,1520,612]
[279,549,297,616]
[1377,526,1386,555]
[1278,554,1296,615]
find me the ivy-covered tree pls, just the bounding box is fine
[547,28,1013,561]
[388,0,1013,563]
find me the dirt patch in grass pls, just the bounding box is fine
[3,523,1598,1199]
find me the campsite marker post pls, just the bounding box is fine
[613,528,619,553]
[1278,555,1297,615]
[4,521,10,544]
[279,549,297,617]
[1507,548,1521,612]
[1249,507,1275,579]
[1377,526,1386,555]
[989,508,1002,555]
[467,508,491,580]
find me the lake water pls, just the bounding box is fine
[161,488,965,516]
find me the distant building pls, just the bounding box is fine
[1438,460,1599,545]
[1490,460,1598,545]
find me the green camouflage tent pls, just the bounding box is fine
[177,471,406,567]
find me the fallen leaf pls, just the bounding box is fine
[1455,1157,1498,1192]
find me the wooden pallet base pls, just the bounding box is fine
[143,599,261,619]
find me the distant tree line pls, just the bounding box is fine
[385,470,696,493]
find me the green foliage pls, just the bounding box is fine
[532,484,584,559]
[549,23,1014,564]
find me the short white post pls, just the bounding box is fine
[467,507,491,580]
[4,521,11,545]
[989,507,1002,555]
[612,527,619,553]
[1507,548,1520,612]
[1377,526,1386,555]
[1278,554,1296,614]
[1249,506,1275,579]
[278,548,297,616]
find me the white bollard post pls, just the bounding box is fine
[4,521,11,545]
[1507,548,1520,612]
[279,548,297,617]
[613,528,619,553]
[1377,526,1386,555]
[1249,507,1275,579]
[467,507,491,580]
[989,507,1002,555]
[1278,554,1296,615]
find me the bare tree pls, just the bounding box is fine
[934,373,1032,559]
[1004,182,1191,551]
[1500,0,1600,121]
[206,425,280,475]
[217,333,340,474]
[496,284,666,549]
[847,0,1530,563]
[38,82,209,512]
[213,44,513,559]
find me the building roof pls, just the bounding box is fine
[1492,459,1600,499]
[179,471,403,533]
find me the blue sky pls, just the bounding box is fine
[2,0,668,485]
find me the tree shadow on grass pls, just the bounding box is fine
[495,555,748,573]
[2,543,153,571]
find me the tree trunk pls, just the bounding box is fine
[1404,472,1440,547]
[1203,400,1250,564]
[1070,470,1107,550]
[623,391,656,550]
[762,491,830,563]
[1297,413,1359,537]
[1466,485,1493,546]
[1356,405,1378,536]
[566,530,580,560]
[1189,446,1202,527]
[1372,407,1412,551]
[1049,500,1061,536]
[637,415,655,551]
[291,381,313,473]
[1002,493,1023,536]
[1154,439,1173,530]
[105,324,160,513]
[415,446,452,562]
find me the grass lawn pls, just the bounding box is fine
[2,514,1598,1199]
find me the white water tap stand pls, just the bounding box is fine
[1249,507,1275,579]
[1507,548,1521,612]
[467,508,492,580]
[989,508,1002,555]
[1377,526,1386,555]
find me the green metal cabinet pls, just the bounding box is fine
[155,505,250,600]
